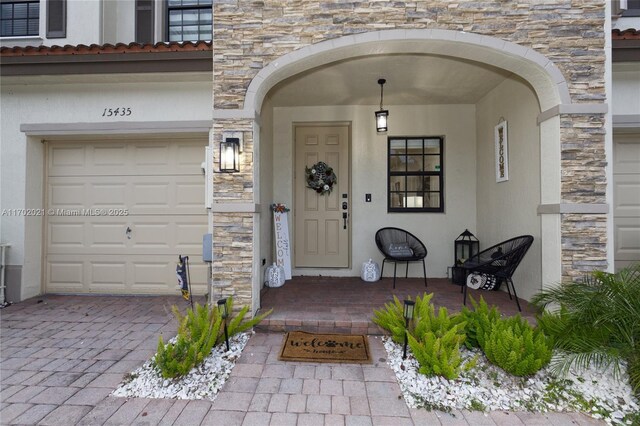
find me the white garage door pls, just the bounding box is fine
[45,138,209,295]
[613,133,640,271]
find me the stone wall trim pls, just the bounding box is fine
[538,203,609,215]
[213,109,259,121]
[211,203,261,213]
[538,104,610,124]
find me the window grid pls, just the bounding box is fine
[167,0,212,42]
[0,1,39,37]
[387,136,444,213]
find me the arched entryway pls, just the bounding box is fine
[223,29,570,312]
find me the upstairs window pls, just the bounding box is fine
[0,1,39,37]
[167,0,212,42]
[622,0,640,16]
[388,136,444,213]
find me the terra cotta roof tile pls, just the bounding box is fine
[0,41,212,57]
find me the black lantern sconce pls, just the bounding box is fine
[217,298,230,351]
[451,229,479,285]
[375,78,389,133]
[220,138,240,173]
[402,299,415,360]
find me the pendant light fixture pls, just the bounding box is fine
[375,78,389,133]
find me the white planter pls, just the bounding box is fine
[361,258,381,282]
[265,263,286,288]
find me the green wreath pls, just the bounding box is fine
[305,161,337,195]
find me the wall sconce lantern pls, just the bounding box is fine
[375,78,389,133]
[220,138,240,173]
[402,299,415,360]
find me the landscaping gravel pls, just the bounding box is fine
[112,332,250,401]
[382,336,639,425]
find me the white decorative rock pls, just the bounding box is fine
[361,258,381,282]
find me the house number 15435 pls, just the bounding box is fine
[102,107,132,117]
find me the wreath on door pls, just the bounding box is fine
[305,161,337,195]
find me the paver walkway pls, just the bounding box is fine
[1,295,605,425]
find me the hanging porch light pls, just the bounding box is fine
[375,78,389,133]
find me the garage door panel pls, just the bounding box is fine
[49,139,205,176]
[49,222,86,248]
[48,260,85,289]
[91,223,129,248]
[132,183,170,208]
[47,254,207,295]
[49,176,205,214]
[91,183,127,207]
[92,144,128,167]
[49,182,86,209]
[132,223,172,249]
[615,218,640,260]
[613,175,640,217]
[91,261,127,290]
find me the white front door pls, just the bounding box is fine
[294,125,350,268]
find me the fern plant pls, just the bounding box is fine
[372,294,435,344]
[407,320,467,380]
[457,296,501,349]
[532,263,640,394]
[154,299,272,379]
[481,314,552,376]
[373,293,470,380]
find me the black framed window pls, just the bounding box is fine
[167,0,211,42]
[0,1,39,37]
[388,136,444,213]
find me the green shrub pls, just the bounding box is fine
[410,300,468,380]
[458,296,501,349]
[481,314,552,376]
[373,293,471,380]
[373,294,435,344]
[155,299,272,379]
[532,263,640,394]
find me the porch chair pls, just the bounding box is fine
[461,235,534,312]
[375,227,428,289]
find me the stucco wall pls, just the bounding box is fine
[0,76,212,300]
[269,104,477,279]
[475,76,543,300]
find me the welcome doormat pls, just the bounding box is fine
[279,331,371,363]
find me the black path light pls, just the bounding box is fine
[403,299,415,360]
[375,78,389,133]
[217,298,230,351]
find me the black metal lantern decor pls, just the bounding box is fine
[451,229,479,285]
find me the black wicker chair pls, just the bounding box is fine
[375,227,428,289]
[461,235,534,312]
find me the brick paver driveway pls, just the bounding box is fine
[1,295,604,425]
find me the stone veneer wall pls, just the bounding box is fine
[212,119,255,305]
[212,1,608,304]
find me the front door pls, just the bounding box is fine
[294,124,350,268]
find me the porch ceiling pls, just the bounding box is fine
[267,54,513,107]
